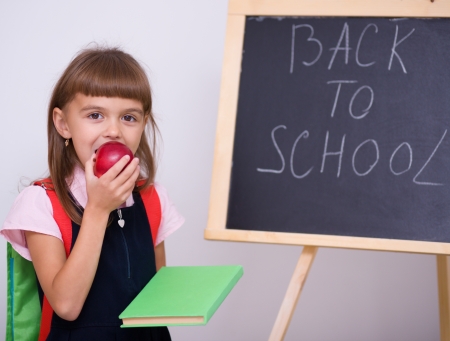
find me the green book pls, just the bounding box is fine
[119,265,243,327]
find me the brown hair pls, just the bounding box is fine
[43,46,158,225]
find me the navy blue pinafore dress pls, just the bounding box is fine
[37,192,171,341]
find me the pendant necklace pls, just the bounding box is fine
[117,209,125,228]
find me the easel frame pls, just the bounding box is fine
[205,0,450,340]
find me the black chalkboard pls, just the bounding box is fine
[226,17,450,243]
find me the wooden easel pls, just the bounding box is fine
[267,249,450,341]
[268,246,318,341]
[205,1,450,340]
[437,255,450,341]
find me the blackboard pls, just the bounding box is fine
[205,1,450,254]
[226,17,450,243]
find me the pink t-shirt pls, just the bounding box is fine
[1,167,184,261]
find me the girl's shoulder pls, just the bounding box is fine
[7,184,52,216]
[152,182,169,199]
[139,182,172,208]
[1,185,62,261]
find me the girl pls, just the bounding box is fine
[1,46,184,340]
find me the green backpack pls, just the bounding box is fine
[6,243,41,340]
[6,181,161,341]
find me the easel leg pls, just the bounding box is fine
[437,255,450,341]
[269,246,318,341]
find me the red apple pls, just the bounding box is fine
[94,141,134,177]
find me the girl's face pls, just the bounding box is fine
[53,94,147,167]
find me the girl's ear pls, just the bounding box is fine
[53,107,72,139]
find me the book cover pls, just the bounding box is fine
[119,265,243,327]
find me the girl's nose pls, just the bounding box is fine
[104,120,122,139]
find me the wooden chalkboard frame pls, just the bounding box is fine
[205,0,450,255]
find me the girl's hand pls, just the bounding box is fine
[84,152,140,214]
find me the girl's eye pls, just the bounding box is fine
[123,115,136,122]
[88,112,103,120]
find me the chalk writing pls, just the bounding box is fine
[356,24,378,67]
[327,80,358,118]
[290,22,415,73]
[349,85,374,119]
[412,130,446,186]
[256,125,286,174]
[290,24,322,73]
[257,126,446,184]
[290,130,313,179]
[352,139,379,176]
[388,25,415,73]
[256,19,446,186]
[389,142,413,176]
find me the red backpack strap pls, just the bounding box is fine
[34,179,72,256]
[34,179,72,341]
[139,185,161,246]
[44,190,72,257]
[38,297,53,341]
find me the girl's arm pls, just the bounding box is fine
[26,154,140,321]
[155,241,166,271]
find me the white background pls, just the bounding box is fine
[0,1,440,340]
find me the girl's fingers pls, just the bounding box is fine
[100,155,134,181]
[106,163,140,207]
[111,157,140,184]
[105,157,140,198]
[122,163,140,188]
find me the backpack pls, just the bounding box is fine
[6,180,161,341]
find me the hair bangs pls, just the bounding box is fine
[60,48,152,114]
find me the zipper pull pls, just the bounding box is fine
[117,209,125,228]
